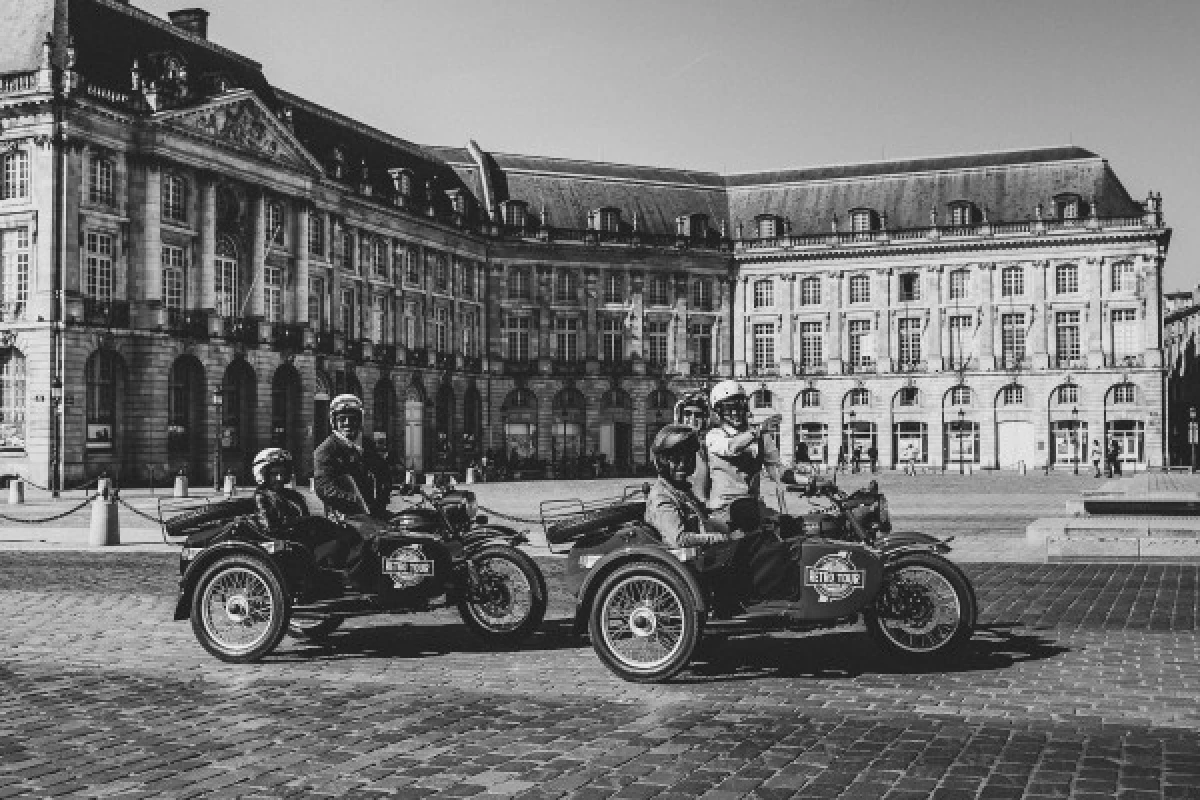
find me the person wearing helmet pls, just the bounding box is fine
[313,393,393,519]
[644,424,731,548]
[251,447,364,582]
[673,390,712,503]
[704,380,782,517]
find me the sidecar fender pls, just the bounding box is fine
[572,545,707,637]
[461,524,529,555]
[173,540,295,621]
[877,531,952,558]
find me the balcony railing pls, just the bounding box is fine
[0,71,39,95]
[271,323,305,351]
[843,358,876,374]
[463,355,483,373]
[998,356,1029,371]
[221,316,258,346]
[896,360,925,373]
[82,298,130,328]
[552,359,587,376]
[167,308,209,338]
[435,351,455,370]
[493,223,731,252]
[1104,353,1145,368]
[503,359,537,376]
[644,361,667,376]
[1055,356,1088,370]
[600,359,633,376]
[377,344,397,366]
[689,362,713,377]
[749,364,780,378]
[344,339,364,363]
[796,362,827,376]
[0,302,26,322]
[315,332,337,355]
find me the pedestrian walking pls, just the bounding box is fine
[867,445,879,474]
[1089,439,1102,478]
[837,444,847,472]
[1108,439,1123,477]
[852,445,862,474]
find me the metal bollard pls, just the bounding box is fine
[222,474,236,497]
[7,479,23,505]
[173,472,189,498]
[96,476,111,496]
[310,476,317,492]
[425,472,437,486]
[88,490,120,547]
[465,467,478,484]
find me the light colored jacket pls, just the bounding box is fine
[704,424,781,511]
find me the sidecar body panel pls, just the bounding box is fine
[793,538,884,620]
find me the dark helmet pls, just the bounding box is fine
[329,393,364,427]
[650,424,700,476]
[252,447,293,485]
[674,390,709,428]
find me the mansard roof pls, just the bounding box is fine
[0,0,59,75]
[726,146,1145,233]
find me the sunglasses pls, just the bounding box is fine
[681,409,706,418]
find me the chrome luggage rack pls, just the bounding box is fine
[539,484,649,554]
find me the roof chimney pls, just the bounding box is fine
[168,8,209,39]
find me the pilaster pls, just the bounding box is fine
[293,203,310,324]
[778,275,795,374]
[733,275,747,376]
[250,190,265,319]
[979,264,995,369]
[197,177,216,310]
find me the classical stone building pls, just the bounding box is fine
[0,0,1172,488]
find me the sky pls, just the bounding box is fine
[137,0,1200,290]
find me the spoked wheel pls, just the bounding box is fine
[191,556,288,663]
[287,613,344,640]
[457,546,547,645]
[588,562,700,683]
[864,553,976,664]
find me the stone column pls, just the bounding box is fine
[1086,257,1104,366]
[197,177,216,311]
[139,158,162,326]
[733,276,748,376]
[585,268,599,362]
[1145,253,1164,368]
[717,276,732,375]
[828,272,843,374]
[250,190,266,319]
[876,271,892,371]
[979,264,995,369]
[629,270,644,368]
[329,219,343,337]
[670,272,688,373]
[1029,260,1048,369]
[926,266,942,371]
[293,203,310,325]
[779,275,795,375]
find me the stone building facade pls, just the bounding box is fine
[0,0,1172,488]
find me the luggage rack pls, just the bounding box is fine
[540,483,649,554]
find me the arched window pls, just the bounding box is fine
[214,236,239,317]
[168,357,201,455]
[1112,383,1136,404]
[0,347,26,450]
[949,386,972,406]
[848,388,869,407]
[1056,384,1079,405]
[86,350,119,451]
[1001,385,1024,406]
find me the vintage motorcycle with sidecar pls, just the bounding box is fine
[543,474,976,682]
[166,483,547,663]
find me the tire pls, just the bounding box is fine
[287,613,344,640]
[457,546,548,645]
[190,555,289,663]
[587,562,701,683]
[864,553,977,664]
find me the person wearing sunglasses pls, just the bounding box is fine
[704,380,782,524]
[674,390,712,505]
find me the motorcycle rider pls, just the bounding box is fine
[644,424,732,548]
[704,380,782,526]
[251,447,369,587]
[673,390,712,503]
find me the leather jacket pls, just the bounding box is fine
[313,432,392,517]
[254,486,310,532]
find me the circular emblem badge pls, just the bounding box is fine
[383,544,434,589]
[803,551,865,603]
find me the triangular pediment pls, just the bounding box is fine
[153,90,322,174]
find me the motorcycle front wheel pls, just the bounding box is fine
[864,553,976,664]
[191,555,289,663]
[457,546,547,645]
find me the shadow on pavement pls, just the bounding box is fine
[681,625,1069,683]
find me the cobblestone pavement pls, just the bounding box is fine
[1,554,1199,798]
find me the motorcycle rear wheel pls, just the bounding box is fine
[588,562,700,683]
[457,546,547,645]
[864,553,976,664]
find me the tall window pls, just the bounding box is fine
[462,309,477,356]
[340,288,355,337]
[308,215,324,257]
[602,317,623,362]
[1057,385,1078,405]
[647,320,669,365]
[1,151,29,200]
[505,316,530,361]
[848,388,869,406]
[898,273,920,302]
[1111,261,1135,293]
[691,279,713,311]
[555,270,578,303]
[1055,264,1079,294]
[1002,385,1024,406]
[265,200,285,245]
[161,245,186,310]
[403,311,416,348]
[0,228,30,314]
[508,267,529,300]
[800,277,821,305]
[86,351,117,452]
[85,232,114,301]
[850,210,873,232]
[1055,311,1081,365]
[690,322,712,370]
[949,315,973,367]
[604,273,623,304]
[949,270,969,300]
[1113,384,1136,404]
[800,389,820,408]
[898,317,922,366]
[309,276,326,330]
[215,238,238,317]
[1112,309,1138,358]
[753,322,775,368]
[434,254,448,292]
[434,306,449,352]
[372,238,388,278]
[89,155,114,205]
[555,317,579,361]
[372,294,388,343]
[648,276,669,306]
[848,319,871,366]
[0,348,26,451]
[753,279,774,308]
[1001,266,1024,297]
[849,274,870,304]
[949,386,972,405]
[800,322,823,368]
[168,360,194,453]
[162,174,187,222]
[264,266,283,323]
[338,230,354,271]
[404,246,420,285]
[1001,313,1026,365]
[462,263,475,299]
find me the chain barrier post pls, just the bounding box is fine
[89,485,120,546]
[96,471,111,497]
[222,470,236,497]
[173,468,188,498]
[8,478,24,505]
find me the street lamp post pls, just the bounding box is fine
[210,387,223,491]
[1071,405,1079,476]
[957,407,965,475]
[846,409,856,473]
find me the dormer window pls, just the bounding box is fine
[388,168,413,207]
[588,207,621,232]
[755,214,782,239]
[446,189,468,216]
[849,209,878,233]
[500,200,528,228]
[330,147,346,181]
[1055,193,1084,220]
[948,201,976,226]
[676,213,709,240]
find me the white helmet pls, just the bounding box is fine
[709,380,747,408]
[329,393,364,427]
[252,447,293,485]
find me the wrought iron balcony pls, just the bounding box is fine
[843,358,876,375]
[344,338,364,363]
[82,298,130,329]
[463,355,483,373]
[644,361,667,376]
[220,316,258,346]
[1104,353,1145,368]
[895,360,926,373]
[435,351,456,370]
[689,362,713,377]
[271,323,305,351]
[377,344,397,366]
[599,359,633,376]
[796,362,827,376]
[749,364,780,378]
[167,309,210,339]
[552,359,587,376]
[503,359,537,376]
[1055,356,1088,370]
[0,302,26,322]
